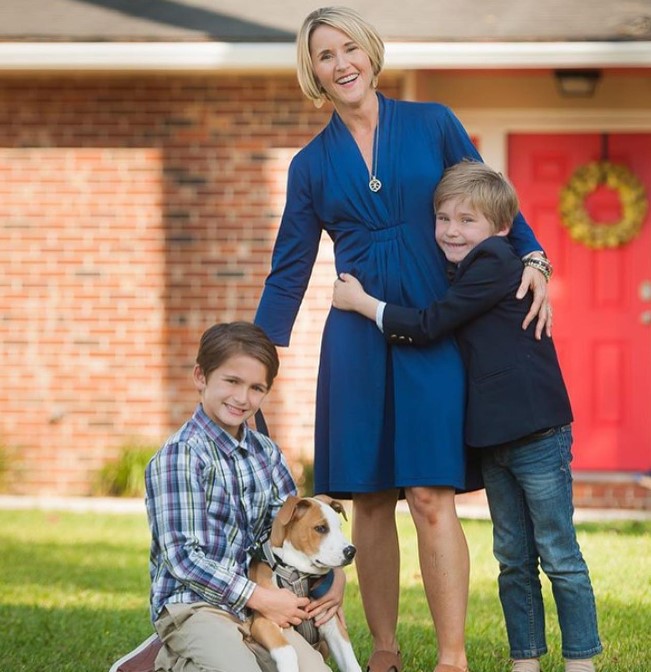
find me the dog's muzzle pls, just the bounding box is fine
[342,545,356,564]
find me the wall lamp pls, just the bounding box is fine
[554,69,602,98]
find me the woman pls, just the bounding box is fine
[254,8,550,672]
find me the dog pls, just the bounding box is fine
[248,494,362,672]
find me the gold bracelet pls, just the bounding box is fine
[523,256,553,281]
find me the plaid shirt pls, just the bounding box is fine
[145,404,297,623]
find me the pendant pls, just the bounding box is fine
[369,177,382,193]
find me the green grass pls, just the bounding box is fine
[0,509,649,672]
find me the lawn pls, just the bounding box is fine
[0,508,649,672]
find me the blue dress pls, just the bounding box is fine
[255,94,540,498]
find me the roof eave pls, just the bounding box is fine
[0,41,650,71]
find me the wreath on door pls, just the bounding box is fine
[558,160,648,249]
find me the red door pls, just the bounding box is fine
[508,134,651,471]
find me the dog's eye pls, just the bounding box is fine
[314,525,329,534]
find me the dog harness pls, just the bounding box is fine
[251,539,334,646]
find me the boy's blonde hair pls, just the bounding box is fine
[296,6,385,105]
[434,160,519,233]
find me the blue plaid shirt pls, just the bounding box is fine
[145,404,297,622]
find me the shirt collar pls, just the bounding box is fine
[191,404,252,455]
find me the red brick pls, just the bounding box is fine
[0,74,400,494]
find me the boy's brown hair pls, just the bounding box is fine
[196,322,280,388]
[434,160,519,233]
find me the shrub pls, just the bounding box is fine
[94,441,159,498]
[0,444,8,492]
[293,456,315,497]
[0,442,20,493]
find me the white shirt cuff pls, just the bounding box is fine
[376,302,386,333]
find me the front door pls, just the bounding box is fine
[508,133,651,471]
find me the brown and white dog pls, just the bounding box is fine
[248,494,362,672]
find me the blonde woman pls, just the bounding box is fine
[255,7,551,672]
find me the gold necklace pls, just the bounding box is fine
[368,115,382,193]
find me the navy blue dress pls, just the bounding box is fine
[255,94,540,498]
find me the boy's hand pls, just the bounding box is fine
[333,273,380,321]
[305,567,346,627]
[247,585,310,629]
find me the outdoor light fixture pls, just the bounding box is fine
[554,69,602,98]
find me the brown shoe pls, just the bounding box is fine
[109,634,162,672]
[367,650,402,672]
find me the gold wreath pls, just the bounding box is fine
[558,160,648,249]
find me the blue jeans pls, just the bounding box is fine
[481,425,602,660]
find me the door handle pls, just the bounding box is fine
[641,310,651,325]
[640,280,651,302]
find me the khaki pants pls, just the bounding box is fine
[154,602,330,672]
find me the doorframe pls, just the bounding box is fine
[459,109,651,472]
[455,108,651,174]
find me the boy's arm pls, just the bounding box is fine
[146,443,257,615]
[385,249,514,344]
[334,243,516,346]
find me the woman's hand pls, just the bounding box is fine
[305,567,346,627]
[516,260,552,340]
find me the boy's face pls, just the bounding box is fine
[435,196,508,264]
[193,354,270,439]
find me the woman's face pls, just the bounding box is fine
[309,24,374,109]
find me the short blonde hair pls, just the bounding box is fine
[296,6,385,104]
[434,160,520,233]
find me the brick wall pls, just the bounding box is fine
[572,473,651,511]
[0,73,402,495]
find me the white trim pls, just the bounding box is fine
[454,108,651,174]
[387,41,651,69]
[0,42,295,71]
[0,41,650,71]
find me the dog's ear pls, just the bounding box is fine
[314,493,348,521]
[275,495,301,526]
[270,496,311,546]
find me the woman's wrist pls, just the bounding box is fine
[523,254,553,282]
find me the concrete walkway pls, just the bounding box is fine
[1,493,649,521]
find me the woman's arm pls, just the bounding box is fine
[254,155,322,346]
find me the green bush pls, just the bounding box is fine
[0,442,19,493]
[0,444,8,492]
[293,456,315,496]
[94,441,159,498]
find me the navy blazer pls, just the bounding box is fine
[383,236,573,448]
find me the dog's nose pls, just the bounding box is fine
[343,545,356,561]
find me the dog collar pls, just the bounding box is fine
[308,569,335,600]
[256,539,334,647]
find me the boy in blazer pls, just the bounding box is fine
[332,161,601,672]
